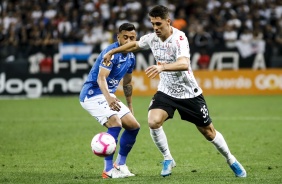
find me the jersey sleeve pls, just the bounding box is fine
[174,32,191,59]
[138,33,153,49]
[99,47,117,70]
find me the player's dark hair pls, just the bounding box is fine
[149,5,169,19]
[119,23,136,33]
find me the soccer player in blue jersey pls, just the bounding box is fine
[79,23,140,179]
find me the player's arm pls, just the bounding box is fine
[145,56,190,79]
[103,41,140,63]
[123,73,134,114]
[97,67,121,111]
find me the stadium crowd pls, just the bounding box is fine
[0,0,282,67]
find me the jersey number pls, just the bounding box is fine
[200,105,209,118]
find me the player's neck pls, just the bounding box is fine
[160,26,173,42]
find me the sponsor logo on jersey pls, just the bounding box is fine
[167,84,185,95]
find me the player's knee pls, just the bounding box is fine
[148,118,162,129]
[203,130,215,141]
[197,125,216,141]
[123,121,140,130]
[105,115,122,128]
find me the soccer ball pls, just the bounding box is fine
[91,132,116,157]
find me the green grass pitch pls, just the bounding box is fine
[0,95,282,184]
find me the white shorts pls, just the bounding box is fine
[80,94,130,125]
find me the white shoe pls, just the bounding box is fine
[114,163,135,177]
[102,168,128,179]
[161,159,176,177]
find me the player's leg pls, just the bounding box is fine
[108,98,140,176]
[148,92,176,177]
[113,112,140,176]
[197,124,247,177]
[80,95,127,178]
[103,115,122,174]
[148,108,172,160]
[148,109,176,177]
[178,94,246,177]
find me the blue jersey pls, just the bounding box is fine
[79,42,136,102]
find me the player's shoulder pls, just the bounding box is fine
[140,32,156,41]
[103,42,119,52]
[172,27,187,41]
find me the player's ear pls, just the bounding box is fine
[167,18,171,25]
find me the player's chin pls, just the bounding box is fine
[155,32,161,36]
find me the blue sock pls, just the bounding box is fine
[104,127,122,172]
[117,128,140,165]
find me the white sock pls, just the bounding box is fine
[210,130,236,165]
[150,126,173,160]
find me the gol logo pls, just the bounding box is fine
[255,74,282,90]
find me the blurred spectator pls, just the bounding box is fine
[44,4,57,21]
[172,8,187,31]
[223,24,238,49]
[239,27,253,43]
[197,49,211,69]
[263,24,276,45]
[2,12,18,34]
[275,28,282,54]
[115,12,128,29]
[82,26,98,45]
[31,5,43,22]
[193,25,213,50]
[97,0,111,29]
[227,14,242,30]
[57,14,72,41]
[206,0,221,13]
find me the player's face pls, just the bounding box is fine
[117,30,137,46]
[150,16,171,41]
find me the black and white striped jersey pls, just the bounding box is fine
[138,27,202,99]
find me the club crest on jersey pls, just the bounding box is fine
[166,47,172,55]
[179,36,184,40]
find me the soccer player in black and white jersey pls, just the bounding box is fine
[103,5,246,178]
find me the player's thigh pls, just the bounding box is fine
[148,91,176,128]
[121,113,140,130]
[178,94,212,126]
[80,95,129,126]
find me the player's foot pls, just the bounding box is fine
[229,160,247,177]
[161,159,176,177]
[114,163,135,177]
[102,168,128,179]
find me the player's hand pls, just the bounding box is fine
[107,96,121,112]
[145,65,162,79]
